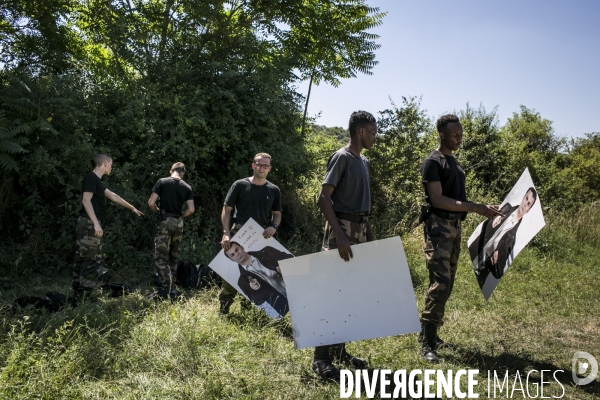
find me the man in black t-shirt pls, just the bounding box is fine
[218,152,282,314]
[147,162,195,290]
[418,115,503,363]
[74,154,143,293]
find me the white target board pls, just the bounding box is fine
[279,236,420,349]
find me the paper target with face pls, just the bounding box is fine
[467,168,546,300]
[208,218,293,318]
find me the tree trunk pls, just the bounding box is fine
[301,72,314,137]
[158,0,176,64]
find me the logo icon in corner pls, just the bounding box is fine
[572,351,598,386]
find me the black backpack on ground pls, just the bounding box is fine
[13,292,76,313]
[176,260,222,289]
[13,296,47,310]
[198,263,222,288]
[45,292,77,312]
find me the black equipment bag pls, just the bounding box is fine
[198,263,222,288]
[45,292,77,312]
[176,260,222,289]
[13,292,76,313]
[13,296,47,310]
[176,260,200,289]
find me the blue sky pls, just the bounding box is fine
[298,0,600,138]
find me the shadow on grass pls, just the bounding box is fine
[299,365,340,387]
[443,347,600,397]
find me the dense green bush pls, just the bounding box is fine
[0,0,386,277]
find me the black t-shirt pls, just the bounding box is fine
[80,172,107,220]
[224,178,282,227]
[421,150,467,206]
[152,177,194,217]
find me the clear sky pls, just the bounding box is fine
[298,0,600,138]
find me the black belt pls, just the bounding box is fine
[232,223,267,236]
[163,213,182,219]
[335,211,369,223]
[431,208,465,221]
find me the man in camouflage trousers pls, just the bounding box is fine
[420,215,461,328]
[75,218,106,289]
[312,111,377,380]
[148,162,195,291]
[154,217,184,286]
[419,115,502,362]
[74,154,143,294]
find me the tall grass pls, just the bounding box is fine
[0,205,598,399]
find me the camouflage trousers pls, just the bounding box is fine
[73,216,108,289]
[155,217,184,288]
[420,213,462,327]
[321,217,367,251]
[315,217,368,361]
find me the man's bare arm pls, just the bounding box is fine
[147,192,159,213]
[220,205,233,250]
[105,189,143,216]
[82,191,103,237]
[426,181,503,219]
[272,211,282,226]
[318,184,353,262]
[263,210,281,239]
[182,199,195,218]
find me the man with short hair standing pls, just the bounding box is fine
[311,110,377,379]
[148,162,195,291]
[419,114,503,362]
[219,152,282,314]
[74,154,143,294]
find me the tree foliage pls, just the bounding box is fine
[0,0,386,273]
[368,96,434,234]
[282,0,385,133]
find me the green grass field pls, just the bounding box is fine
[1,206,599,399]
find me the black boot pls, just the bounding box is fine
[330,343,368,369]
[433,335,452,350]
[418,325,452,350]
[219,299,232,315]
[155,287,182,301]
[421,324,439,363]
[312,346,340,380]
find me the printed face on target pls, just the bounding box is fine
[225,242,251,266]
